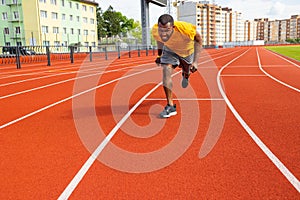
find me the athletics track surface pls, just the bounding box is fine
[0,47,299,199]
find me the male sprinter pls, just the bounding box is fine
[152,14,202,118]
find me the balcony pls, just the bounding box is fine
[6,1,21,6]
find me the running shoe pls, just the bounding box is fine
[181,72,189,88]
[160,104,177,118]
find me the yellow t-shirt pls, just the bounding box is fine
[152,21,196,57]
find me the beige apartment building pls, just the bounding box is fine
[255,15,300,43]
[176,1,299,46]
[177,1,245,46]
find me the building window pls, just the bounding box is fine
[43,41,50,46]
[76,16,80,22]
[52,12,58,19]
[1,0,6,5]
[90,7,94,13]
[50,0,56,5]
[39,0,46,3]
[84,30,88,35]
[76,3,79,9]
[61,0,64,6]
[53,27,59,34]
[90,18,94,24]
[83,17,87,23]
[13,11,19,19]
[70,15,73,21]
[42,26,48,33]
[15,26,20,34]
[70,28,74,34]
[82,5,87,11]
[62,13,65,20]
[4,27,9,34]
[41,10,47,18]
[2,12,8,20]
[54,41,60,46]
[78,29,81,35]
[63,27,66,34]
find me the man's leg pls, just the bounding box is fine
[162,64,174,106]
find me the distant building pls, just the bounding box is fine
[0,0,98,46]
[176,1,300,46]
[176,1,245,46]
[255,15,300,43]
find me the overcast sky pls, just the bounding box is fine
[97,0,300,26]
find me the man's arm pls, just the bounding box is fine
[191,31,202,72]
[155,41,164,65]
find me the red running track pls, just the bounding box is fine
[0,47,299,199]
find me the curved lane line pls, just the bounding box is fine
[256,48,300,93]
[218,48,300,192]
[57,49,247,199]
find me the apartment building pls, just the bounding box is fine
[176,1,299,45]
[177,1,245,46]
[255,15,300,43]
[0,0,98,46]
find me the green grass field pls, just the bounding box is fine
[265,45,300,61]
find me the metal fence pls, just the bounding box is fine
[0,45,156,69]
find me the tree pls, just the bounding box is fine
[130,21,142,43]
[98,6,135,38]
[97,7,106,39]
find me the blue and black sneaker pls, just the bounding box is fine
[160,104,177,118]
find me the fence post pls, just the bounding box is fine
[104,46,108,60]
[128,46,131,58]
[16,46,21,69]
[70,46,74,63]
[89,46,92,62]
[146,47,148,56]
[138,46,140,57]
[46,46,51,66]
[118,46,120,59]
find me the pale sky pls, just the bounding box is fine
[97,0,300,26]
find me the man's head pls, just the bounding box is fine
[158,14,174,42]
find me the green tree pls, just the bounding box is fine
[130,21,142,43]
[100,6,135,37]
[97,7,106,39]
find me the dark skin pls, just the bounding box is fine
[156,22,202,106]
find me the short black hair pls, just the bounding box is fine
[158,14,174,26]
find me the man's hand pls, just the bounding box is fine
[155,56,161,66]
[190,62,198,73]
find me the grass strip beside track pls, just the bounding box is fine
[265,45,300,61]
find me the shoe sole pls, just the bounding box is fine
[160,111,177,118]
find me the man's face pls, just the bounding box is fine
[158,22,174,42]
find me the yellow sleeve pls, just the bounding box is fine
[174,21,196,40]
[151,24,161,42]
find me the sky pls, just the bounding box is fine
[96,0,300,26]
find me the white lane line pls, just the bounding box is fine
[145,98,224,101]
[218,48,300,193]
[266,49,300,69]
[57,80,165,200]
[256,48,300,93]
[0,66,156,130]
[221,74,266,77]
[57,49,249,199]
[0,49,241,129]
[0,59,149,87]
[0,64,151,99]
